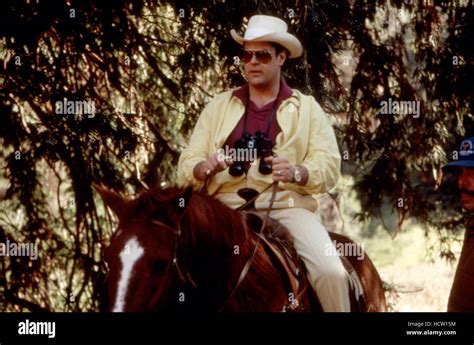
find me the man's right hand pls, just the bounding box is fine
[193,152,233,181]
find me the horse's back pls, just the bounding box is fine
[244,211,387,312]
[329,232,387,312]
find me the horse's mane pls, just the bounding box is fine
[131,186,249,248]
[128,186,283,309]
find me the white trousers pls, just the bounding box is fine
[216,191,351,312]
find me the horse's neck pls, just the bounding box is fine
[181,197,293,311]
[184,199,251,294]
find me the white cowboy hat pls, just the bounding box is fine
[230,15,303,59]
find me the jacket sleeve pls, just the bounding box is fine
[176,102,214,190]
[299,97,341,195]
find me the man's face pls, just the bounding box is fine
[242,41,286,88]
[458,167,474,211]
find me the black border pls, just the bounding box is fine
[1,312,473,345]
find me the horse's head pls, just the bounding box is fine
[95,184,193,312]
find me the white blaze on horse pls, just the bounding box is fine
[96,185,387,312]
[113,237,144,312]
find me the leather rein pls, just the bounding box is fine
[153,179,280,310]
[218,181,278,311]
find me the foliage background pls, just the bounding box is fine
[0,0,472,311]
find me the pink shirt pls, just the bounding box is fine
[224,80,293,171]
[223,80,293,165]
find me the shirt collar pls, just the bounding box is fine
[232,79,293,109]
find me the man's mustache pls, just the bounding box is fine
[460,189,474,196]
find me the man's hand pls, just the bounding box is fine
[264,156,308,185]
[193,152,233,181]
[264,156,295,183]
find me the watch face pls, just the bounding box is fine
[294,169,302,182]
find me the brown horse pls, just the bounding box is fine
[96,185,386,312]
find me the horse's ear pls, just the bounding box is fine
[94,184,127,218]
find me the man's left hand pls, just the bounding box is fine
[264,156,295,183]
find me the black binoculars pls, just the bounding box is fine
[229,131,273,176]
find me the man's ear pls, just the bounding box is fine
[93,184,127,219]
[277,51,287,67]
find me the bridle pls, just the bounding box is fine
[150,218,198,289]
[104,219,198,312]
[149,182,279,311]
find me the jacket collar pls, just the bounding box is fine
[217,81,300,148]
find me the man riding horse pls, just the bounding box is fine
[444,136,474,311]
[177,15,351,312]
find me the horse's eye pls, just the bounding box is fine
[152,260,169,274]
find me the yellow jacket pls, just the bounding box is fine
[177,88,341,200]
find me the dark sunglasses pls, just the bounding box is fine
[241,49,274,64]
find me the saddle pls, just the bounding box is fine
[243,210,367,312]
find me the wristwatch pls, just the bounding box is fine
[293,166,302,184]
